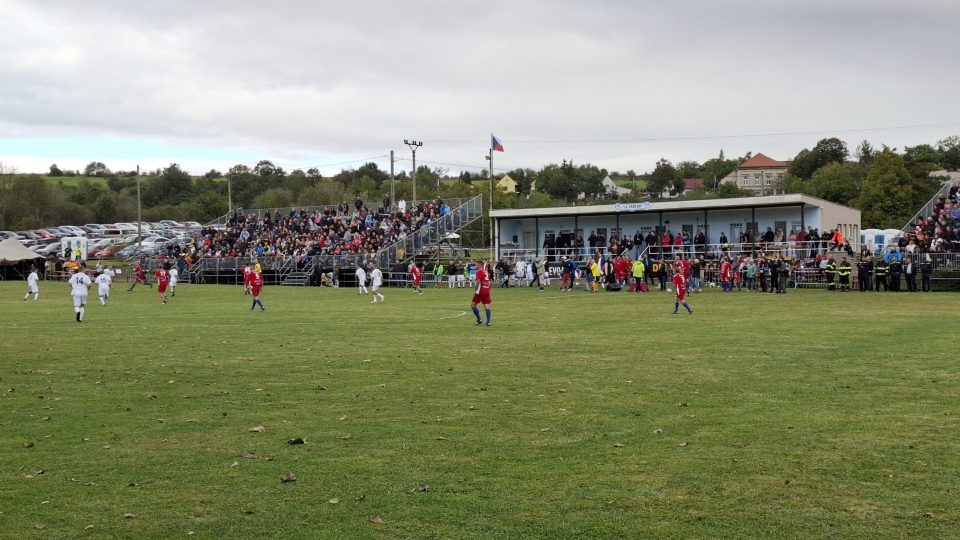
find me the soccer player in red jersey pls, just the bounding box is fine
[410,262,424,295]
[672,263,693,315]
[154,263,171,304]
[471,260,492,326]
[242,264,253,295]
[128,260,151,291]
[719,256,733,292]
[250,269,265,311]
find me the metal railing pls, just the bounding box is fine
[372,195,484,268]
[901,179,959,232]
[497,240,853,263]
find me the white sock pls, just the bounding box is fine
[79,307,85,321]
[99,296,105,305]
[34,293,39,301]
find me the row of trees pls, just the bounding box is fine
[1,135,956,231]
[776,136,960,228]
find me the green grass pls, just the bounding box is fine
[40,176,109,188]
[1,281,958,538]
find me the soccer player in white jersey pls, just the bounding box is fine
[68,264,92,322]
[169,267,179,297]
[369,262,385,303]
[23,265,40,302]
[94,271,112,306]
[355,264,368,295]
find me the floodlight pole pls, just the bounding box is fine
[404,139,422,203]
[136,164,142,254]
[389,150,395,210]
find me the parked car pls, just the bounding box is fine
[117,244,162,258]
[112,222,135,233]
[160,220,184,229]
[0,230,24,240]
[58,225,87,236]
[141,236,171,247]
[36,243,66,256]
[91,244,126,258]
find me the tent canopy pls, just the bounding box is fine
[0,238,44,264]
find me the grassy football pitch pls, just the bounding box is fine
[1,281,958,538]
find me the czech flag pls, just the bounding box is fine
[491,134,504,152]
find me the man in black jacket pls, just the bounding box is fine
[857,256,873,292]
[888,258,903,292]
[920,256,933,292]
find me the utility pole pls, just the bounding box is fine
[227,175,233,215]
[389,150,395,210]
[404,140,422,202]
[136,164,142,254]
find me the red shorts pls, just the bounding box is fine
[675,290,686,301]
[413,277,421,287]
[252,286,262,297]
[157,283,168,293]
[562,272,570,281]
[471,293,492,305]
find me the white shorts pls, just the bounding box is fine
[99,287,110,297]
[169,279,178,287]
[72,293,88,307]
[372,283,381,292]
[28,284,39,293]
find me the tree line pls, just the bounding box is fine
[1,135,956,231]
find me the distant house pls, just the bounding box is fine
[931,169,960,183]
[497,174,518,193]
[658,177,705,199]
[683,177,705,195]
[719,153,787,196]
[601,175,632,197]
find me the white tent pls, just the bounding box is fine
[0,238,44,264]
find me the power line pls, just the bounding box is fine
[396,157,507,174]
[503,122,960,145]
[311,154,390,169]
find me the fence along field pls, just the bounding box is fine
[1,282,958,538]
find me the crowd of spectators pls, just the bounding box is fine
[904,183,960,254]
[155,197,454,264]
[540,226,849,263]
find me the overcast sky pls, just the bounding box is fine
[2,0,958,177]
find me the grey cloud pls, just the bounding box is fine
[1,0,958,175]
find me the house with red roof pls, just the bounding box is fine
[720,153,788,196]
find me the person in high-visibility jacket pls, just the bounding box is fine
[831,228,845,250]
[631,258,645,293]
[874,259,889,291]
[837,257,852,292]
[824,257,837,290]
[589,259,602,292]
